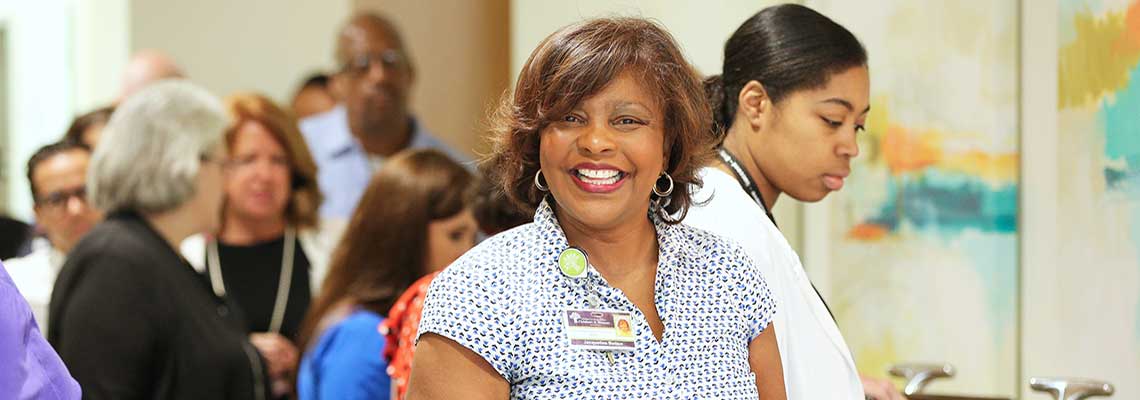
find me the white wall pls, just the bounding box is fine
[130,0,351,104]
[0,0,76,220]
[72,0,129,111]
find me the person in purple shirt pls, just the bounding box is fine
[0,261,80,399]
[299,12,470,220]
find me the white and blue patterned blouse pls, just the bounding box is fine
[417,200,776,399]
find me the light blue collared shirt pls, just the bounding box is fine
[299,105,471,219]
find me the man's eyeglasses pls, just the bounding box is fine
[340,49,406,76]
[36,186,87,211]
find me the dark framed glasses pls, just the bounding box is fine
[340,49,406,76]
[36,186,87,210]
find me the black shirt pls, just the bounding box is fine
[49,211,270,400]
[207,235,312,340]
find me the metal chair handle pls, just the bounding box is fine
[1029,377,1114,400]
[888,362,956,395]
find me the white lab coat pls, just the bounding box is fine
[684,167,864,399]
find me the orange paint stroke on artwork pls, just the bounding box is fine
[847,223,890,241]
[881,124,943,175]
[1124,0,1140,49]
[941,151,1019,185]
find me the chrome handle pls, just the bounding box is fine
[887,362,955,395]
[1029,377,1114,400]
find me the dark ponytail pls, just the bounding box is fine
[710,4,867,140]
[703,74,729,135]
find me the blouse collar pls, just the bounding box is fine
[530,197,680,279]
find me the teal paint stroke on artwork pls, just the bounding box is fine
[865,168,1018,236]
[1102,59,1140,192]
[958,233,1019,344]
[1097,53,1140,342]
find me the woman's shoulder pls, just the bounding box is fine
[303,309,387,384]
[666,222,777,292]
[312,309,386,357]
[330,309,385,339]
[669,222,754,264]
[686,168,780,239]
[668,222,775,317]
[435,222,543,283]
[66,217,158,273]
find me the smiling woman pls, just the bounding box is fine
[406,17,786,400]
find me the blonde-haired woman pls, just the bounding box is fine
[182,93,343,398]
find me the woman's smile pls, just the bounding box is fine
[570,163,628,193]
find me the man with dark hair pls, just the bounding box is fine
[63,106,114,148]
[300,12,469,219]
[5,141,102,330]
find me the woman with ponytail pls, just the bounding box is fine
[684,4,902,400]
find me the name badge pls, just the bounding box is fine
[563,309,636,351]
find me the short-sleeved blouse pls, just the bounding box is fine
[417,200,775,399]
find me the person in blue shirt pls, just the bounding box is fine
[299,13,469,220]
[296,149,478,400]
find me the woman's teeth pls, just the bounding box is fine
[575,169,622,185]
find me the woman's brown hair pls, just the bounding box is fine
[223,93,322,229]
[297,149,475,349]
[484,17,715,223]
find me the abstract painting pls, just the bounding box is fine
[1054,0,1140,394]
[804,0,1020,396]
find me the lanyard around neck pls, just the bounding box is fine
[717,147,777,228]
[716,147,840,323]
[207,227,296,334]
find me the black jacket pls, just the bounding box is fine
[49,211,270,400]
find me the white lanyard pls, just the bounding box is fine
[207,227,296,334]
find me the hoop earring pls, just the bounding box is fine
[534,170,549,192]
[653,172,674,197]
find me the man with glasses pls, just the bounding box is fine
[300,12,468,219]
[5,141,103,331]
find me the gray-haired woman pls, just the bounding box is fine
[48,80,271,400]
